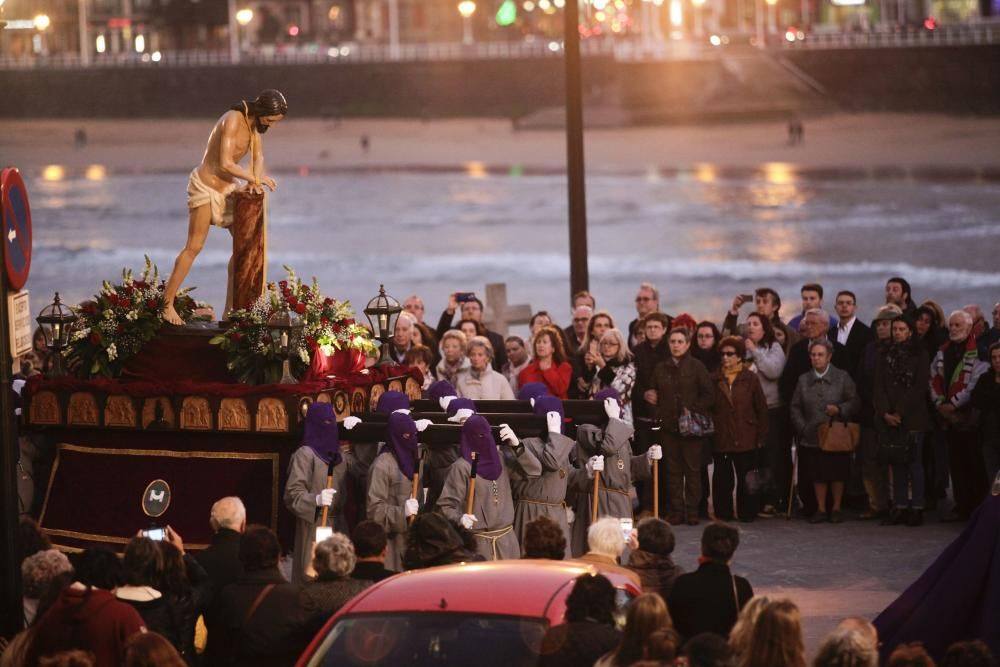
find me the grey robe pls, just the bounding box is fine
[437,455,520,561]
[508,433,575,558]
[284,446,351,584]
[366,450,414,572]
[569,418,650,557]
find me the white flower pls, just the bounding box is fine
[103,309,114,320]
[71,328,90,341]
[126,310,138,321]
[106,343,118,361]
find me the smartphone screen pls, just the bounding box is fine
[619,518,633,544]
[143,527,165,541]
[455,292,475,303]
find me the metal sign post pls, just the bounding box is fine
[564,0,589,301]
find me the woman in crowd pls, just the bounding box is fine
[913,305,946,361]
[571,311,615,398]
[693,321,722,374]
[538,574,621,667]
[123,632,187,667]
[156,537,210,663]
[595,593,674,667]
[735,598,806,667]
[404,345,435,393]
[790,340,861,524]
[874,314,933,527]
[729,595,773,658]
[743,312,788,516]
[21,549,73,627]
[456,336,515,400]
[435,329,470,384]
[519,325,572,399]
[651,328,715,525]
[411,321,439,368]
[589,328,637,424]
[301,534,371,631]
[457,318,487,343]
[712,336,769,523]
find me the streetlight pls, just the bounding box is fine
[36,293,77,378]
[363,285,401,367]
[691,0,705,38]
[236,8,254,25]
[765,0,777,33]
[236,8,253,53]
[33,14,51,31]
[458,0,476,45]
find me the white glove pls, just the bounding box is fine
[586,455,605,479]
[393,408,411,415]
[448,408,474,423]
[546,411,562,434]
[460,514,478,530]
[604,397,621,421]
[647,445,663,461]
[529,398,536,408]
[343,416,361,430]
[415,419,432,432]
[565,506,576,524]
[439,395,456,410]
[404,498,419,517]
[315,488,336,507]
[499,424,519,447]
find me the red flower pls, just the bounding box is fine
[344,318,355,326]
[294,303,306,315]
[229,332,242,343]
[288,296,299,308]
[238,319,250,329]
[119,298,131,309]
[82,303,97,315]
[134,280,147,289]
[89,332,102,345]
[320,317,330,325]
[332,323,343,333]
[107,294,119,306]
[146,299,158,309]
[323,298,333,306]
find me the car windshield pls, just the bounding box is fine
[306,612,549,667]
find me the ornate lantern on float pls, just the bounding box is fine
[364,285,401,367]
[36,292,77,378]
[267,309,304,384]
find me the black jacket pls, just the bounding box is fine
[631,340,671,423]
[195,528,244,603]
[351,561,396,583]
[667,561,753,641]
[833,319,873,384]
[538,620,621,667]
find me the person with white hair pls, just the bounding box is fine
[388,311,417,364]
[301,534,371,631]
[574,517,641,588]
[930,309,990,520]
[813,617,880,667]
[455,336,515,400]
[195,496,247,600]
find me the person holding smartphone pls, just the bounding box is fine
[435,292,508,371]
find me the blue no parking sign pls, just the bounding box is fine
[1,168,32,291]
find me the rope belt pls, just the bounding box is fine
[599,484,630,498]
[517,498,566,508]
[473,525,514,560]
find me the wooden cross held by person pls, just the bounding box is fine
[466,451,479,515]
[316,456,337,543]
[591,466,601,524]
[409,447,426,526]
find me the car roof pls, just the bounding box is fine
[342,559,638,621]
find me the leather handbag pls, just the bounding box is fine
[818,418,860,452]
[678,407,714,438]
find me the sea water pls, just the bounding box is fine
[24,168,1000,333]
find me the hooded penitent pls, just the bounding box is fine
[460,415,502,481]
[429,380,458,401]
[517,382,550,402]
[533,395,565,434]
[386,412,420,480]
[376,390,410,415]
[304,402,342,466]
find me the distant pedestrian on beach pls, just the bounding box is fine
[161,89,287,325]
[787,118,804,145]
[74,128,88,149]
[361,134,370,153]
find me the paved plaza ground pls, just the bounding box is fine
[667,507,965,654]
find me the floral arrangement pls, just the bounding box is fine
[68,257,199,378]
[210,266,376,385]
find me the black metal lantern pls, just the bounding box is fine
[36,292,77,377]
[364,285,401,367]
[267,309,304,384]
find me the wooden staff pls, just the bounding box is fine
[591,469,601,524]
[466,451,478,515]
[408,447,425,526]
[319,457,336,528]
[652,424,661,519]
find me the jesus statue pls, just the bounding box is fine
[161,89,288,326]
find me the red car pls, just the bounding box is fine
[296,559,641,666]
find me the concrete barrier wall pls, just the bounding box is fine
[1,45,997,118]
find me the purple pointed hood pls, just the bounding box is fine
[593,387,620,403]
[460,415,502,481]
[386,412,419,480]
[517,382,550,402]
[446,397,476,418]
[303,402,342,466]
[429,380,458,401]
[533,395,565,434]
[376,391,410,415]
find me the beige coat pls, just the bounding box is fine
[456,368,516,400]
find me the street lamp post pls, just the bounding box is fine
[457,0,476,45]
[236,8,253,55]
[691,0,705,38]
[766,0,777,34]
[33,14,50,55]
[78,0,90,65]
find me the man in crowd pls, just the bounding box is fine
[197,496,247,664]
[885,276,917,315]
[389,311,416,364]
[435,292,507,370]
[788,283,839,332]
[403,294,425,323]
[979,302,1000,359]
[832,290,872,383]
[930,310,989,520]
[721,286,799,349]
[631,312,672,511]
[628,282,667,349]
[350,520,397,582]
[964,304,988,340]
[564,305,593,358]
[562,290,596,352]
[502,335,531,394]
[668,522,753,641]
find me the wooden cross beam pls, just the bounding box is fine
[481,283,532,337]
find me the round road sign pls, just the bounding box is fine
[1,168,32,291]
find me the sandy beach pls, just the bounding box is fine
[2,113,999,174]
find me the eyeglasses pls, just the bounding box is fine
[635,296,654,302]
[721,351,739,357]
[600,340,619,347]
[573,317,589,322]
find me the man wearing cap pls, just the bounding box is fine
[284,402,350,583]
[163,89,288,325]
[507,396,576,557]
